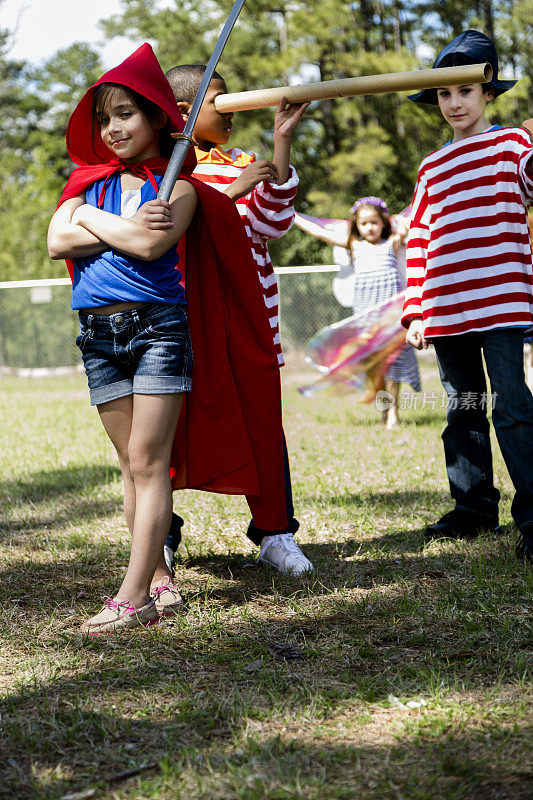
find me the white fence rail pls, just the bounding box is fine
[0,268,344,372]
[0,265,339,288]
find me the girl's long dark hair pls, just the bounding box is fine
[346,203,391,253]
[91,83,175,158]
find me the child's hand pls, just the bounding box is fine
[392,215,409,241]
[131,200,174,230]
[225,160,279,200]
[406,319,428,350]
[390,232,405,255]
[274,97,310,140]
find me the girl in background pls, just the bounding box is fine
[296,196,420,427]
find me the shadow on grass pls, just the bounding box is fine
[0,503,517,610]
[0,510,528,798]
[301,488,451,510]
[1,698,531,799]
[0,545,530,800]
[401,409,448,426]
[0,464,122,540]
[305,523,516,558]
[137,730,533,800]
[0,464,122,502]
[176,532,429,590]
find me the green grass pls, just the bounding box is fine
[0,355,531,800]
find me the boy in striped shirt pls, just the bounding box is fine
[163,64,313,575]
[402,30,533,562]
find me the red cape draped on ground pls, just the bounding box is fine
[58,168,288,533]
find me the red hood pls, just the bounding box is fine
[66,43,195,173]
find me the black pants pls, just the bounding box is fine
[434,330,533,530]
[246,432,299,545]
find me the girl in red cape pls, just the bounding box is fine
[48,44,288,634]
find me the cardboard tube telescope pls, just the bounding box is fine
[214,63,493,113]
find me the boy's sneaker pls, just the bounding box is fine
[424,509,500,541]
[258,533,314,576]
[80,597,159,635]
[516,523,533,564]
[150,577,184,616]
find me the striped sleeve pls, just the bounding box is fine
[245,166,299,240]
[518,138,533,204]
[401,172,429,327]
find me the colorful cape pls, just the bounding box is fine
[299,292,408,401]
[58,44,288,533]
[294,206,411,400]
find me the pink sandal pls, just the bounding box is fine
[80,596,159,635]
[150,578,184,616]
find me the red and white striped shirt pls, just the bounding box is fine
[402,126,533,337]
[192,145,299,365]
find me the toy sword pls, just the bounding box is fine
[158,0,247,201]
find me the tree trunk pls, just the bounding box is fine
[359,0,371,52]
[393,1,404,51]
[480,0,494,39]
[318,57,339,159]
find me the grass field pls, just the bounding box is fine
[0,354,531,800]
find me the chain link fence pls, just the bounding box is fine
[0,279,80,373]
[0,268,346,373]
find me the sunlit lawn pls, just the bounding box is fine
[0,353,531,800]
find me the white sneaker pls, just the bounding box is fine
[258,533,314,576]
[163,545,176,576]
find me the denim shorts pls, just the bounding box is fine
[76,304,193,406]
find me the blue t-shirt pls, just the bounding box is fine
[71,173,186,309]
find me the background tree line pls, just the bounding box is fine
[0,0,531,281]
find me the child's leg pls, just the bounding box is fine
[113,393,183,608]
[98,396,135,532]
[360,366,385,407]
[98,396,175,581]
[482,330,533,531]
[246,431,298,544]
[246,433,313,576]
[432,334,500,520]
[384,379,400,428]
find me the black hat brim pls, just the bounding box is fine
[409,77,517,105]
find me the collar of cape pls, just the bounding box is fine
[57,156,171,210]
[195,145,255,168]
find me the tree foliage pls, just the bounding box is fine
[0,24,102,280]
[0,0,531,280]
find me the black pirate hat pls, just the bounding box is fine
[409,30,516,105]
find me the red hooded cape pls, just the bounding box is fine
[58,44,288,532]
